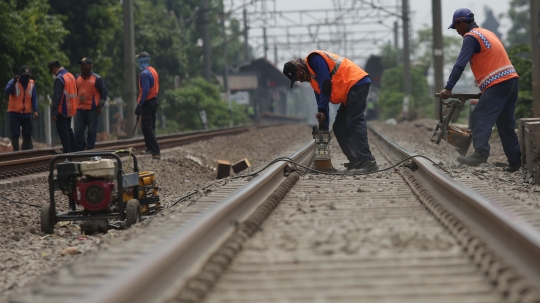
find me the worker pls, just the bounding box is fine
[438,8,521,172]
[4,65,38,151]
[74,57,108,150]
[48,60,78,153]
[283,51,378,173]
[135,52,160,159]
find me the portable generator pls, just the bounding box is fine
[41,151,160,234]
[431,93,481,156]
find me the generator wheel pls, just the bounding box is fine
[125,199,141,228]
[40,203,55,234]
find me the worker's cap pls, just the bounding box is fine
[448,8,474,29]
[77,57,93,65]
[136,52,150,59]
[283,62,297,89]
[47,60,61,69]
[19,65,32,76]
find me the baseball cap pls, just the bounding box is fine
[47,60,61,69]
[77,57,93,64]
[448,8,474,29]
[136,52,150,59]
[19,65,32,76]
[283,62,297,88]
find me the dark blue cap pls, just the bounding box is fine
[448,8,474,29]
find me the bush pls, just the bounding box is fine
[161,78,249,131]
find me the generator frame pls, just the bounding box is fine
[42,151,140,234]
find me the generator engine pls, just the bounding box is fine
[56,158,116,212]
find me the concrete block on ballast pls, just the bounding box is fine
[232,158,251,174]
[0,182,10,190]
[518,118,540,166]
[216,160,231,179]
[524,121,540,184]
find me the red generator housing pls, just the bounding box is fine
[73,180,115,211]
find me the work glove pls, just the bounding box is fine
[135,105,142,116]
[13,75,19,83]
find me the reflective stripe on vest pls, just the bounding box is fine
[305,50,368,104]
[138,66,159,104]
[464,28,519,91]
[8,80,34,114]
[76,74,101,110]
[58,72,78,117]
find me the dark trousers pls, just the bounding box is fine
[332,83,375,165]
[74,109,99,150]
[470,78,521,166]
[56,114,77,153]
[9,115,33,151]
[141,99,160,154]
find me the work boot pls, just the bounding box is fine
[456,152,488,166]
[503,165,520,173]
[152,153,161,160]
[348,160,379,174]
[11,137,20,151]
[21,136,33,150]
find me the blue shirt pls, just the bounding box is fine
[138,68,155,105]
[4,78,38,118]
[51,68,71,116]
[445,23,481,90]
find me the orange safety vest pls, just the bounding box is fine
[76,73,101,110]
[138,66,159,104]
[8,80,34,114]
[305,50,368,104]
[58,71,78,117]
[464,28,519,91]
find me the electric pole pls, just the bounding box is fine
[394,20,399,64]
[123,0,136,138]
[263,27,268,59]
[202,0,211,81]
[401,0,411,119]
[221,12,232,127]
[274,44,278,66]
[243,8,249,61]
[432,0,444,119]
[531,0,540,117]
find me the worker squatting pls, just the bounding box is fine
[4,52,160,159]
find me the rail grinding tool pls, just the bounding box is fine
[431,93,481,156]
[312,124,334,172]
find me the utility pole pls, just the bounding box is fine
[432,0,444,119]
[221,12,232,127]
[202,0,211,81]
[243,9,249,61]
[122,0,136,138]
[274,44,278,65]
[531,0,540,117]
[394,20,399,64]
[263,27,268,59]
[401,0,411,119]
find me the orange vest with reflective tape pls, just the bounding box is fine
[305,50,368,104]
[138,66,159,104]
[8,80,34,114]
[464,28,519,91]
[76,74,101,110]
[58,71,78,117]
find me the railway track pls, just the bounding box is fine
[0,125,262,179]
[13,126,540,303]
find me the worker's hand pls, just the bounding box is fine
[96,106,102,116]
[51,115,57,122]
[438,89,452,99]
[33,111,38,119]
[315,112,326,124]
[134,105,142,116]
[12,75,19,83]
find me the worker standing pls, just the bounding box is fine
[283,51,378,173]
[438,8,521,172]
[74,58,108,150]
[48,60,78,153]
[4,65,39,151]
[135,52,160,160]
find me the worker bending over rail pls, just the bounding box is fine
[438,8,521,172]
[283,51,378,173]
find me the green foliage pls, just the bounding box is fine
[162,78,248,131]
[378,66,433,120]
[505,0,530,47]
[508,44,532,118]
[415,26,463,70]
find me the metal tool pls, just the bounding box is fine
[312,124,334,172]
[431,93,481,156]
[7,62,20,96]
[132,114,140,137]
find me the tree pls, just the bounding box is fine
[505,0,530,47]
[508,44,532,118]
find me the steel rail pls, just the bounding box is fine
[81,140,315,303]
[368,125,540,288]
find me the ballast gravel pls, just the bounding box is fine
[0,124,312,302]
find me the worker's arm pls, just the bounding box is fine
[313,92,330,129]
[51,77,64,116]
[137,70,151,106]
[95,77,108,106]
[4,79,15,95]
[308,54,331,128]
[445,36,480,90]
[31,84,38,112]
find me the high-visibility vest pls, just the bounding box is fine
[76,73,101,110]
[138,66,159,104]
[464,28,519,91]
[58,71,78,117]
[8,80,34,114]
[305,50,369,104]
